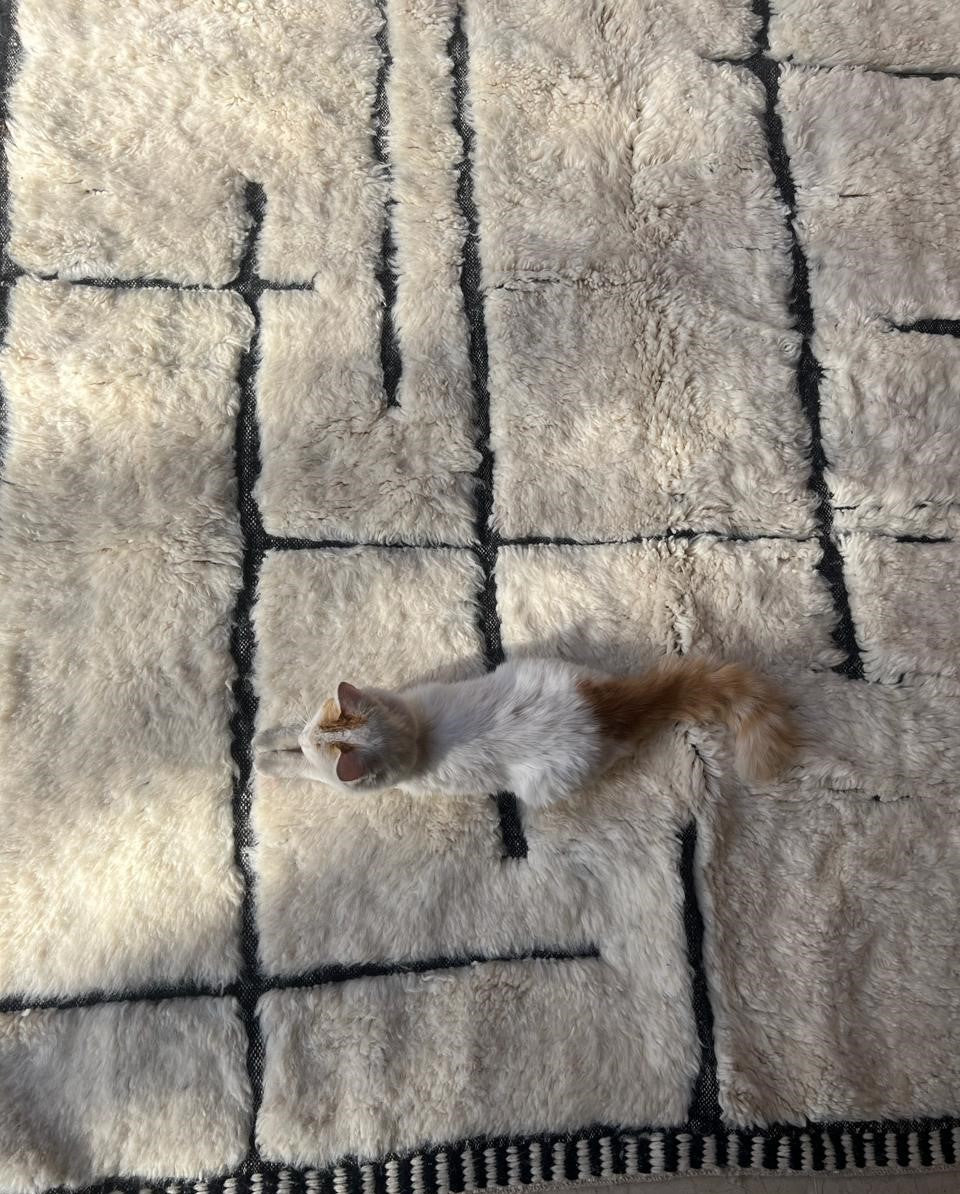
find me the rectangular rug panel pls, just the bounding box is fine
[703,792,960,1124]
[0,999,250,1190]
[0,281,246,1000]
[769,0,960,71]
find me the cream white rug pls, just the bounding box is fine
[1,0,959,1190]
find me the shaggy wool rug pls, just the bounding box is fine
[1,0,959,1190]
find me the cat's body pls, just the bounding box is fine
[254,655,797,806]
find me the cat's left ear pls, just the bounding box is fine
[337,682,365,717]
[336,747,368,783]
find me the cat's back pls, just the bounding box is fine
[418,656,581,731]
[408,657,599,804]
[483,656,593,744]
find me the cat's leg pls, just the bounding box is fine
[253,747,312,778]
[253,726,302,752]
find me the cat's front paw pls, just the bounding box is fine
[253,726,302,753]
[253,725,312,779]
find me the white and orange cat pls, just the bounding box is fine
[253,655,796,807]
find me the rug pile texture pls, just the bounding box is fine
[1,0,959,1189]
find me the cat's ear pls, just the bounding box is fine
[337,682,365,717]
[335,747,368,783]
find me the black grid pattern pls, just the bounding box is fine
[448,5,527,859]
[1,0,959,1187]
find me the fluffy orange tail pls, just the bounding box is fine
[577,656,797,783]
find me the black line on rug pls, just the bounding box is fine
[735,0,864,680]
[448,4,526,859]
[0,981,234,1015]
[373,1,402,408]
[677,821,722,1133]
[228,178,271,1167]
[710,56,960,84]
[262,944,601,993]
[0,945,600,1014]
[887,317,960,337]
[23,272,312,292]
[0,0,16,269]
[262,526,951,553]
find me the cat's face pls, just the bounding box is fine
[254,682,420,792]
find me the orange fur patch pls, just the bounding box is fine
[578,657,797,782]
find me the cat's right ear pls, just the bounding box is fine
[336,747,368,783]
[337,682,365,717]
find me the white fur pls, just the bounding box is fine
[399,660,606,806]
[780,67,960,540]
[257,658,609,808]
[0,1000,250,1190]
[770,0,960,71]
[5,0,960,1183]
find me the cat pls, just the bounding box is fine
[253,655,797,807]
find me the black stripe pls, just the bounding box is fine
[341,1159,362,1194]
[826,1124,847,1169]
[585,1136,602,1179]
[419,1148,438,1194]
[373,1157,389,1194]
[447,4,526,858]
[228,177,271,1166]
[469,1143,486,1189]
[9,271,312,292]
[711,56,960,83]
[661,1132,679,1173]
[445,1147,464,1193]
[395,1154,414,1194]
[536,1137,553,1183]
[264,527,952,552]
[888,317,960,337]
[678,822,722,1133]
[494,789,528,859]
[732,0,865,679]
[372,1,402,407]
[1,944,599,1014]
[516,1140,533,1185]
[492,1142,509,1187]
[761,1133,779,1170]
[261,944,600,993]
[636,1135,652,1174]
[561,1138,578,1181]
[0,981,232,1014]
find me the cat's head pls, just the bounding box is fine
[298,681,420,792]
